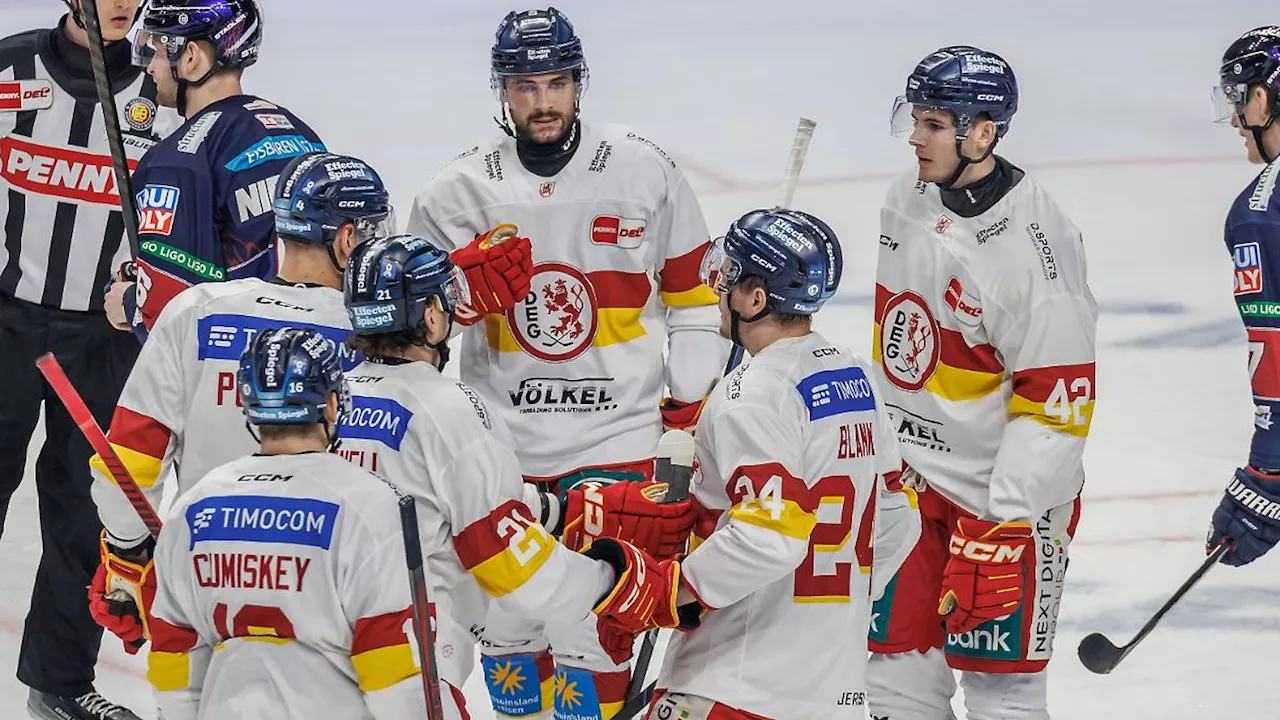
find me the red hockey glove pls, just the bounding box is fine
[938,518,1031,635]
[563,479,694,560]
[660,397,705,432]
[584,539,682,660]
[88,534,157,654]
[449,224,532,325]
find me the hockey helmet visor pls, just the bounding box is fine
[699,236,741,296]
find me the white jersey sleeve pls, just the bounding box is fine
[147,453,428,720]
[89,280,355,546]
[336,361,613,685]
[660,332,892,719]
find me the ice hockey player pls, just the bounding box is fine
[405,8,727,717]
[86,152,391,655]
[338,233,699,718]
[638,208,919,720]
[0,1,171,718]
[1206,27,1280,568]
[138,327,433,719]
[103,0,327,338]
[867,46,1097,719]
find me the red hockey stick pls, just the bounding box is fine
[36,353,162,538]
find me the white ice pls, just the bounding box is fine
[0,0,1274,717]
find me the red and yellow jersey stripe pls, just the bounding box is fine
[453,499,556,597]
[1008,362,1096,437]
[147,616,201,692]
[350,607,420,692]
[660,241,719,308]
[90,406,172,490]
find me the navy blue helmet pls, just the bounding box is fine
[272,152,394,247]
[893,46,1018,140]
[237,327,350,427]
[1214,27,1280,162]
[491,7,588,94]
[344,235,469,334]
[701,208,842,317]
[132,0,263,72]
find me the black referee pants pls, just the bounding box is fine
[0,292,139,696]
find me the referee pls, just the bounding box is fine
[0,2,171,719]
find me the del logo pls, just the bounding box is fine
[934,214,953,234]
[879,290,940,392]
[338,396,413,451]
[136,185,180,235]
[0,135,136,205]
[1234,242,1263,295]
[507,262,599,363]
[943,276,982,326]
[590,215,646,248]
[0,80,54,111]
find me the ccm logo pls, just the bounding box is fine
[591,215,646,247]
[949,535,1024,563]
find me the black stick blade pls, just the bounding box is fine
[1078,632,1124,674]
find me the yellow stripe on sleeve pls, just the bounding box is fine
[146,651,191,693]
[353,643,419,693]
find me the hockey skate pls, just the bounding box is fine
[27,688,142,720]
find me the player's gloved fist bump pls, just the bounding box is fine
[563,479,695,560]
[88,533,157,654]
[584,538,682,638]
[938,518,1031,635]
[660,397,705,433]
[450,224,532,323]
[1208,466,1280,566]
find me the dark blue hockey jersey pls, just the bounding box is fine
[1228,160,1280,470]
[126,93,324,332]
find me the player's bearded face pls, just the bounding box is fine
[506,72,578,144]
[145,40,179,107]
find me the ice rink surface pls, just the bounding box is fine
[0,0,1276,716]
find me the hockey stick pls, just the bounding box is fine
[621,431,695,712]
[719,117,817,376]
[78,0,141,259]
[617,120,820,720]
[395,491,446,720]
[1077,542,1229,674]
[35,352,161,537]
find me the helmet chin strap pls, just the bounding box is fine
[939,133,998,190]
[426,312,453,372]
[172,54,221,117]
[1241,110,1279,164]
[323,417,341,452]
[728,304,771,348]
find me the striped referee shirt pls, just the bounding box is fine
[0,16,176,312]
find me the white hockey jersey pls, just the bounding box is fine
[874,168,1098,522]
[147,452,428,720]
[335,358,614,689]
[89,278,355,545]
[658,333,920,720]
[406,121,727,479]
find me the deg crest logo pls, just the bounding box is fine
[879,290,940,392]
[507,262,598,363]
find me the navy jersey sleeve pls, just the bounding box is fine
[1229,216,1280,470]
[128,97,324,332]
